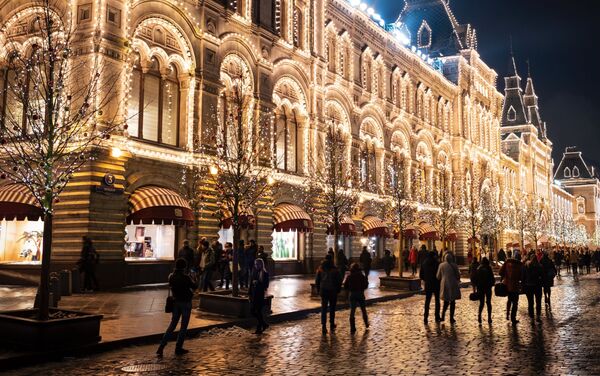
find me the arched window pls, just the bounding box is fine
[573,166,580,177]
[293,7,302,48]
[275,109,298,173]
[417,21,432,49]
[564,167,571,178]
[127,55,180,146]
[507,105,516,121]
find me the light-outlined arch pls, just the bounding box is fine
[359,117,384,148]
[390,130,410,158]
[272,75,308,117]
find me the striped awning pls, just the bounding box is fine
[362,216,390,237]
[273,203,313,232]
[444,230,458,242]
[418,222,438,240]
[127,186,193,225]
[220,207,255,229]
[327,215,356,236]
[0,184,43,220]
[393,224,419,239]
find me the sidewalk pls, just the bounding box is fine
[0,271,467,368]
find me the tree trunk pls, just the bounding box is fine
[38,211,53,320]
[397,232,403,277]
[232,225,240,297]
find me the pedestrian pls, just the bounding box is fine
[177,240,195,273]
[475,257,495,324]
[569,250,579,276]
[157,258,197,356]
[523,252,544,322]
[343,262,369,334]
[382,249,395,277]
[315,254,342,335]
[219,242,233,289]
[237,240,247,289]
[359,246,372,279]
[417,245,428,271]
[408,246,419,276]
[584,251,592,274]
[499,253,523,324]
[540,252,557,308]
[594,249,600,272]
[244,240,257,287]
[497,248,507,264]
[249,258,270,334]
[78,236,99,292]
[200,241,216,292]
[420,251,441,323]
[467,248,473,266]
[256,245,268,264]
[469,257,480,293]
[336,248,349,278]
[554,250,562,277]
[437,252,461,324]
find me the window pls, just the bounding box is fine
[573,166,580,177]
[127,56,180,146]
[293,7,302,48]
[360,146,376,191]
[507,105,516,121]
[125,224,175,260]
[563,167,571,178]
[272,230,298,260]
[417,21,432,49]
[275,111,298,172]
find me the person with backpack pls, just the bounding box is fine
[475,257,495,325]
[540,252,557,307]
[157,258,197,356]
[343,262,369,334]
[78,236,100,292]
[315,254,342,335]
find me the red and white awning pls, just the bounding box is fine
[362,216,390,237]
[273,203,313,232]
[220,207,255,229]
[327,215,356,236]
[127,186,193,225]
[0,184,43,220]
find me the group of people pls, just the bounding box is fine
[552,249,600,275]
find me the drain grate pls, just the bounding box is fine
[121,363,169,373]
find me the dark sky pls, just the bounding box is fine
[374,0,600,168]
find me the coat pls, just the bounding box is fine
[475,264,495,292]
[420,254,440,292]
[499,259,523,293]
[436,254,461,302]
[408,248,419,265]
[315,261,342,297]
[540,256,556,287]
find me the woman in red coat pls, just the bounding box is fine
[409,246,420,276]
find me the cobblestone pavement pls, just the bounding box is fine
[8,273,600,376]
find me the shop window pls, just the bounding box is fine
[127,57,180,146]
[272,230,298,260]
[124,224,176,260]
[0,219,44,264]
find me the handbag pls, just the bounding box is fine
[494,282,508,297]
[165,288,174,313]
[469,291,481,301]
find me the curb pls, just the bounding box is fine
[0,289,420,371]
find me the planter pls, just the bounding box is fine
[198,290,273,318]
[379,276,422,291]
[310,283,349,301]
[0,308,103,350]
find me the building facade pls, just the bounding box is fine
[0,0,573,286]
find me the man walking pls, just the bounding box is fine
[499,253,523,325]
[420,251,441,324]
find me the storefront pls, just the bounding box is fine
[272,203,313,274]
[0,184,44,264]
[418,222,438,251]
[362,216,390,263]
[326,215,356,259]
[125,186,193,261]
[218,208,255,246]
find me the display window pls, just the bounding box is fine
[326,235,352,258]
[0,219,44,264]
[218,227,234,246]
[124,224,175,261]
[272,230,298,260]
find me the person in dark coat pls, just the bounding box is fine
[177,240,195,273]
[359,247,372,278]
[315,255,342,335]
[437,252,461,324]
[382,249,395,277]
[554,250,563,276]
[249,258,270,334]
[540,252,557,307]
[417,245,428,272]
[78,236,99,292]
[336,248,349,278]
[245,240,257,287]
[237,240,247,289]
[523,252,544,322]
[475,257,495,324]
[497,248,507,264]
[499,254,523,324]
[420,251,441,323]
[469,258,480,293]
[594,249,600,272]
[343,262,369,334]
[157,258,197,356]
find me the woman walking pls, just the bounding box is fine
[523,252,544,322]
[540,252,557,307]
[343,263,369,334]
[315,254,342,335]
[437,252,461,324]
[157,258,197,356]
[249,258,270,334]
[409,246,419,276]
[78,236,99,292]
[475,257,495,324]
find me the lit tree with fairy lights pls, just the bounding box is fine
[0,2,122,320]
[422,165,459,254]
[525,198,549,251]
[206,72,276,297]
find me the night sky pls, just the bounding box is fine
[374,0,600,169]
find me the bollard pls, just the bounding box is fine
[71,267,82,294]
[50,273,61,303]
[59,269,72,296]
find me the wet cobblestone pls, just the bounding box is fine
[9,274,600,376]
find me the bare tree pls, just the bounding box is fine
[422,166,459,254]
[460,168,483,248]
[514,192,533,251]
[480,186,505,259]
[205,73,275,297]
[384,156,416,276]
[0,2,121,320]
[525,198,549,251]
[299,121,358,264]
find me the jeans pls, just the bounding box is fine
[507,292,519,321]
[424,289,440,321]
[525,285,542,318]
[251,300,267,330]
[320,291,338,327]
[349,291,368,331]
[202,269,215,292]
[478,289,492,320]
[159,301,192,350]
